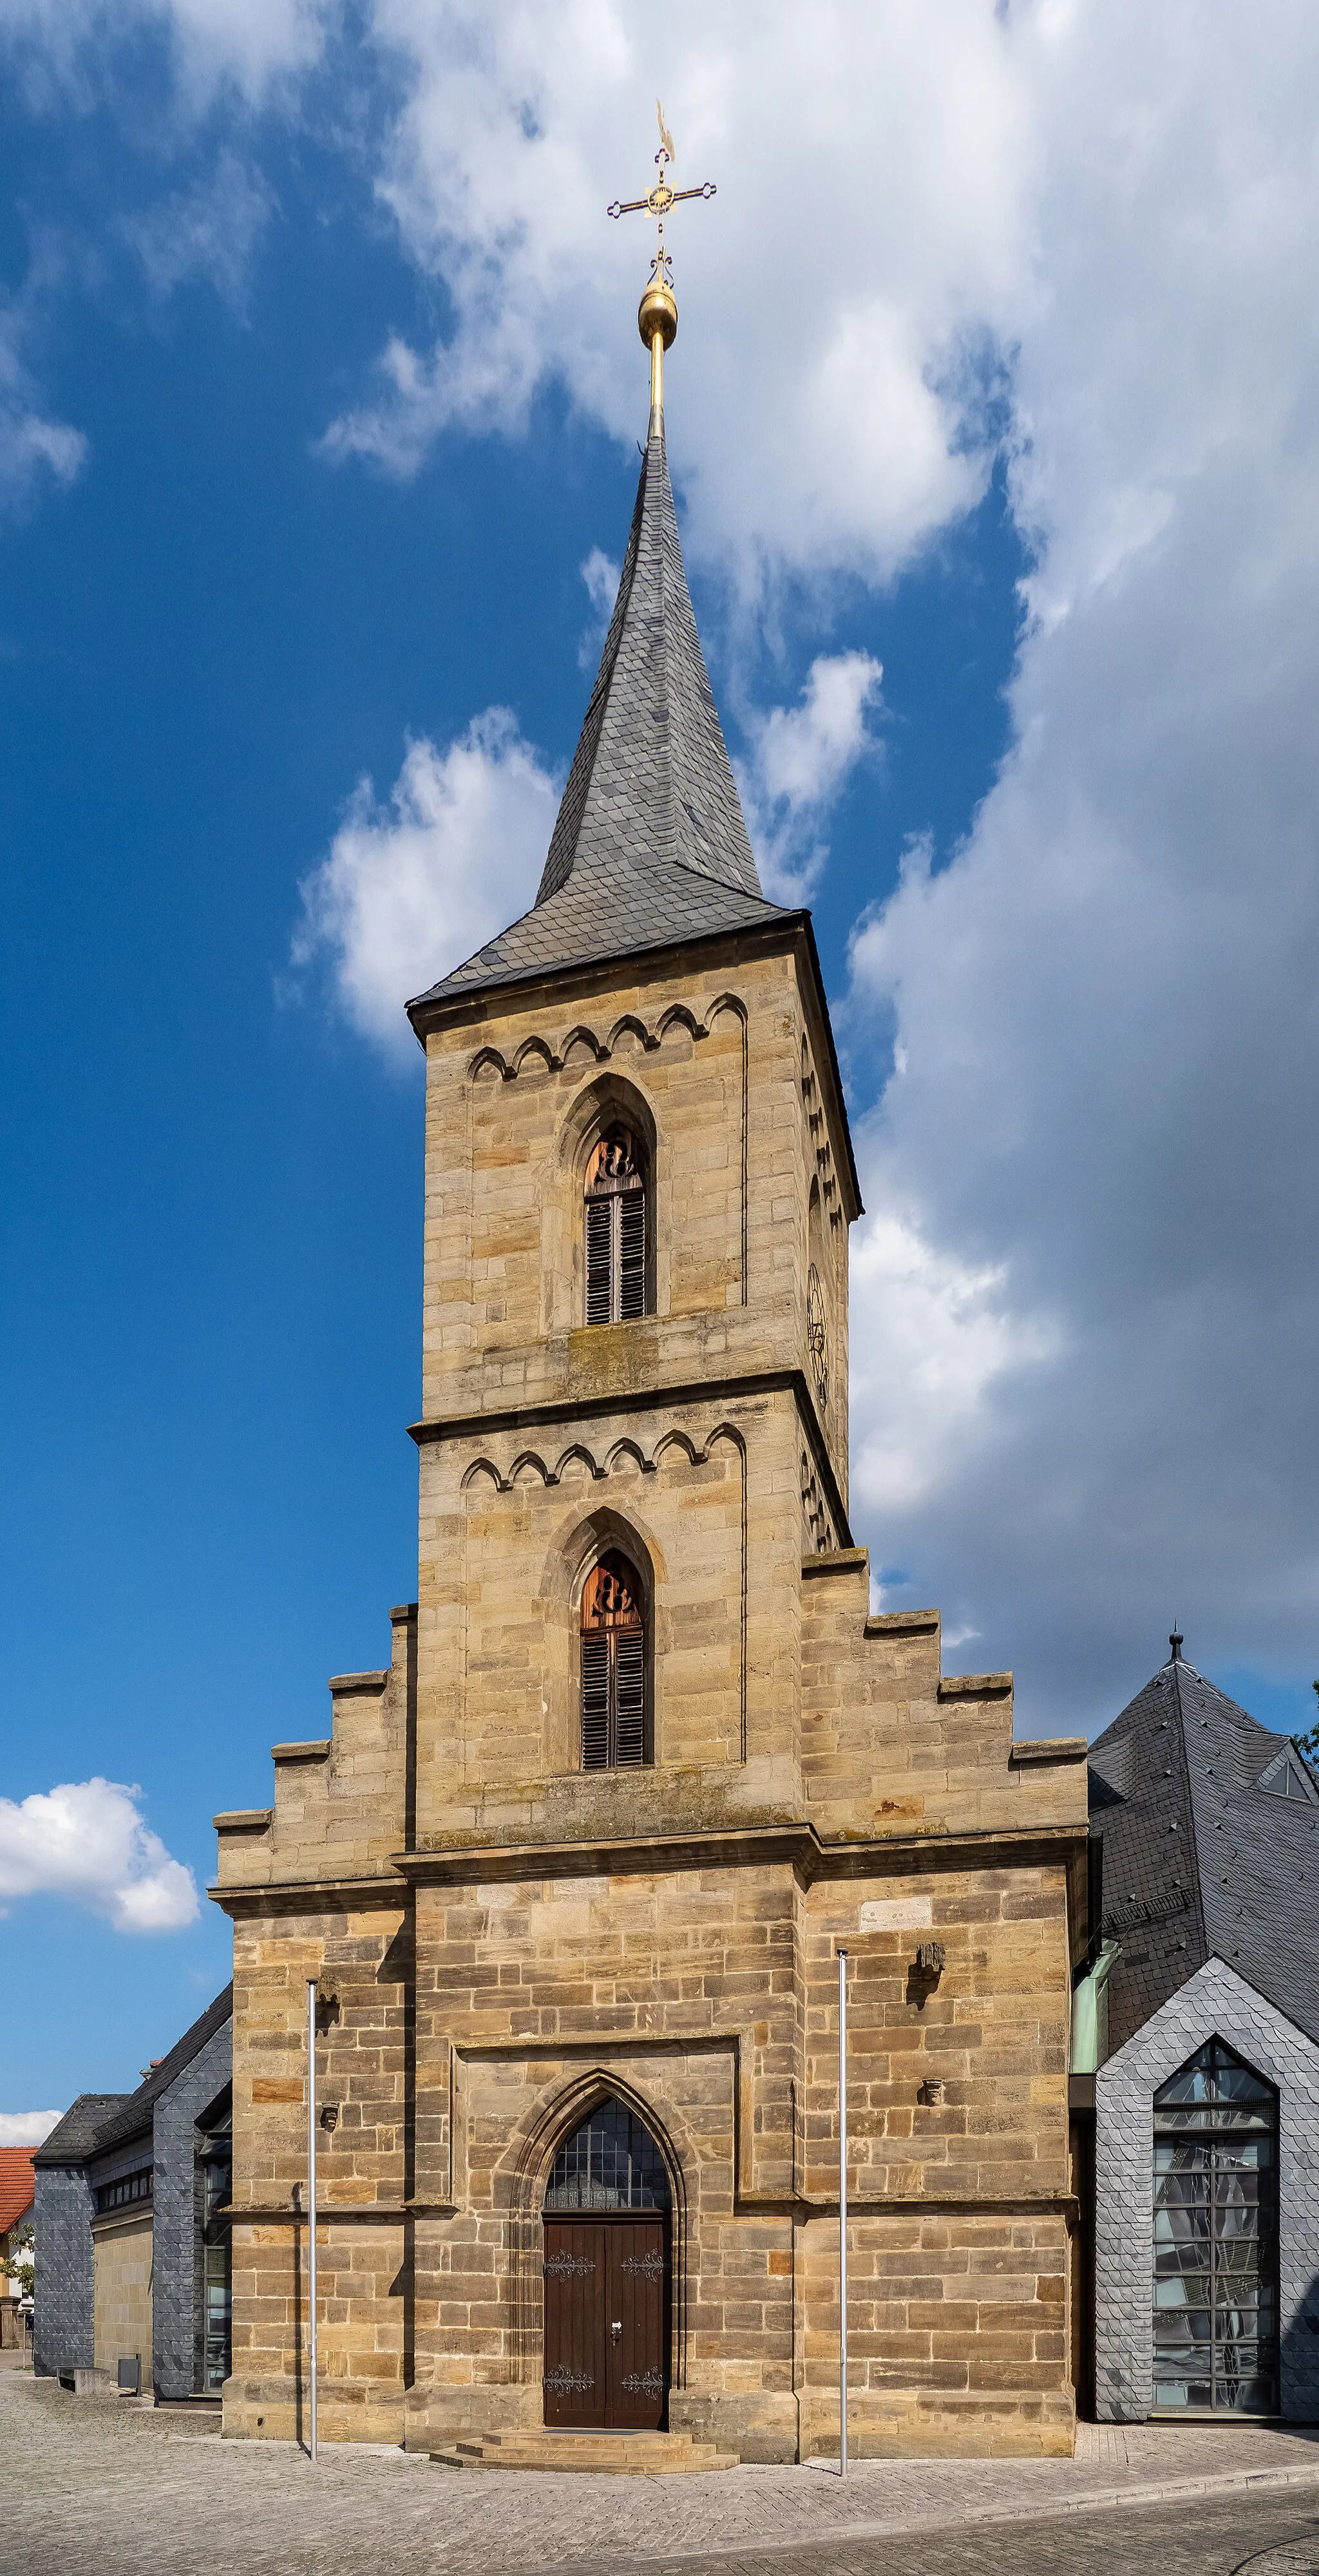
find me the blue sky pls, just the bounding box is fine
[4,4,1319,2115]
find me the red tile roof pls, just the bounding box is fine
[0,2150,35,2235]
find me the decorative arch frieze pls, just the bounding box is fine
[801,1448,835,1555]
[511,1036,556,1078]
[458,1422,745,1491]
[464,991,746,1088]
[801,1029,843,1242]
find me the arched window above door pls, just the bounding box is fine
[580,1551,649,1770]
[544,2098,671,2211]
[584,1127,647,1325]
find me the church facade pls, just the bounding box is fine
[212,317,1089,2461]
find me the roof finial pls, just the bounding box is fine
[1169,1628,1184,1662]
[607,104,716,436]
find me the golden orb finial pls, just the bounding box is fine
[638,272,678,430]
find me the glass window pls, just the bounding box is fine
[1258,1745,1318,1803]
[544,2099,670,2211]
[95,2168,151,2213]
[1152,2038,1278,2413]
[200,2134,232,2392]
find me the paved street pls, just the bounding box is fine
[5,2367,1319,2576]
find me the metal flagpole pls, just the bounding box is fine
[307,1977,318,2463]
[838,1944,848,2479]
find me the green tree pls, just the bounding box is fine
[2,2222,33,2302]
[1296,1682,1319,1770]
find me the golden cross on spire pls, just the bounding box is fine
[608,101,716,430]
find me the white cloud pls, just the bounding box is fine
[850,1207,1060,1521]
[737,650,882,902]
[578,546,618,669]
[0,0,327,108]
[0,302,85,515]
[292,712,560,1061]
[0,2109,61,2146]
[0,1779,198,1931]
[319,0,1027,592]
[121,149,276,312]
[841,5,1319,1727]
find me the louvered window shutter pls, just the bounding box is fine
[585,1196,613,1326]
[612,1629,646,1767]
[618,1189,645,1321]
[580,1634,611,1770]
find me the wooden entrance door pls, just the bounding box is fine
[542,2215,668,2430]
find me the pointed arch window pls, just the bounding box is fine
[584,1128,647,1325]
[1153,2037,1278,2413]
[544,2098,670,2211]
[580,1553,649,1769]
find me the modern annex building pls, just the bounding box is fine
[33,1985,232,2400]
[211,267,1090,2462]
[1081,1641,1319,2423]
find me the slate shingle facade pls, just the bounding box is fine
[33,1987,232,2399]
[1086,1651,1319,2422]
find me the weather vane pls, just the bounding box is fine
[608,102,716,427]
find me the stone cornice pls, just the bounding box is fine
[393,1819,1087,1890]
[220,2190,1076,2226]
[209,1817,1088,1919]
[408,1364,853,1553]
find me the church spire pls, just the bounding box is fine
[408,131,788,1020]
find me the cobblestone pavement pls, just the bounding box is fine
[5,2371,1319,2576]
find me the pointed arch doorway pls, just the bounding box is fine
[542,2097,671,2431]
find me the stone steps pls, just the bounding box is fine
[430,2429,738,2474]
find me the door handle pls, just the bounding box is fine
[611,2320,622,2340]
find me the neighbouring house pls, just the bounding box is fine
[0,2148,35,2347]
[1072,1638,1319,2423]
[33,1986,232,2400]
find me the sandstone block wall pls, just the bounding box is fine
[92,2212,153,2382]
[221,1827,1077,2458]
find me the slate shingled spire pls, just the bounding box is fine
[537,423,762,907]
[407,420,788,1016]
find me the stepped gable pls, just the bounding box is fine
[1089,1647,1319,2054]
[408,422,790,1019]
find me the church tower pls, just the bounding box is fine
[213,205,1089,2464]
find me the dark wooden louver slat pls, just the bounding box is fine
[580,1634,612,1770]
[618,1189,645,1321]
[612,1629,646,1767]
[585,1197,613,1327]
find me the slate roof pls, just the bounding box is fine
[35,2094,129,2166]
[408,421,793,1020]
[33,1985,232,2170]
[1089,1649,1319,2054]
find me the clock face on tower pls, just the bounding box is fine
[806,1262,828,1412]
